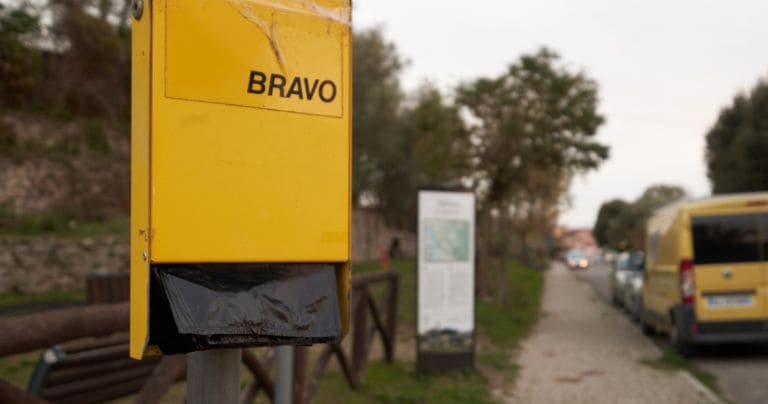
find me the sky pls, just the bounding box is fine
[352,0,768,228]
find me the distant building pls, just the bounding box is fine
[557,228,598,255]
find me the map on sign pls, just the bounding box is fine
[423,219,470,262]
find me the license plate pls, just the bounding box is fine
[706,294,752,308]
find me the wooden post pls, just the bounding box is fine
[385,274,399,362]
[351,288,368,383]
[135,355,187,403]
[187,349,241,404]
[292,346,308,404]
[242,350,275,401]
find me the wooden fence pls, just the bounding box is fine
[0,270,399,404]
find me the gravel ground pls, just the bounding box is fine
[509,262,715,404]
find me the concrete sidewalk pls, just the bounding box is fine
[510,263,715,404]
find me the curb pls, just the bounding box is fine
[678,370,725,404]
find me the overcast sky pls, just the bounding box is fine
[352,0,768,228]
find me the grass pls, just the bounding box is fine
[640,347,720,394]
[315,361,492,404]
[476,261,544,349]
[0,288,85,311]
[476,260,544,384]
[83,119,110,156]
[0,351,40,388]
[0,215,129,238]
[478,350,511,371]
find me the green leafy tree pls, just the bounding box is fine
[45,2,131,121]
[352,28,405,206]
[0,4,42,108]
[602,184,686,249]
[458,48,608,214]
[457,48,608,299]
[407,86,470,187]
[593,199,629,247]
[378,85,470,228]
[706,79,768,193]
[352,32,470,228]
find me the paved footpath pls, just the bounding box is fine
[510,262,717,404]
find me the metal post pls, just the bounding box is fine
[187,349,241,404]
[274,346,294,404]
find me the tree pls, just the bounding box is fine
[406,86,470,188]
[457,48,608,298]
[706,79,768,194]
[376,85,470,228]
[352,31,470,228]
[594,199,629,247]
[0,3,42,108]
[44,1,131,121]
[458,48,608,213]
[599,184,686,249]
[352,28,405,206]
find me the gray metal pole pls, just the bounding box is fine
[187,349,241,404]
[274,346,294,404]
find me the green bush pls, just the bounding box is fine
[83,120,110,155]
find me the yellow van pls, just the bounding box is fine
[641,192,768,354]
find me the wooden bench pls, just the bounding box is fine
[26,273,164,403]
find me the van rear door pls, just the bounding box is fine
[691,213,764,322]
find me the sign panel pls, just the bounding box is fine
[130,0,351,359]
[417,189,475,371]
[165,0,347,117]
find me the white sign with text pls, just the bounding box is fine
[418,190,475,349]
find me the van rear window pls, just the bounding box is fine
[692,214,761,264]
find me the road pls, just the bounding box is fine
[576,262,768,404]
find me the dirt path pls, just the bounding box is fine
[509,262,715,404]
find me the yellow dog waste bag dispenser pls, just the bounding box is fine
[129,0,352,359]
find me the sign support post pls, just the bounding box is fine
[187,348,241,404]
[274,346,294,404]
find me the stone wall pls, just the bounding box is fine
[0,209,413,293]
[0,237,129,293]
[0,113,130,219]
[351,208,415,262]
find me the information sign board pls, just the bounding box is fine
[417,189,475,371]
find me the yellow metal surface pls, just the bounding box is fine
[131,0,351,358]
[151,0,351,263]
[165,0,346,117]
[696,262,764,321]
[129,2,152,359]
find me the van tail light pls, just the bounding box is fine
[680,258,695,305]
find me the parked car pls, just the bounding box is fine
[603,249,618,264]
[622,254,645,321]
[565,250,589,270]
[611,251,643,308]
[641,192,768,355]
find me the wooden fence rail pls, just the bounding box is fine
[0,269,399,404]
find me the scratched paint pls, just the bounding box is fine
[226,0,351,70]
